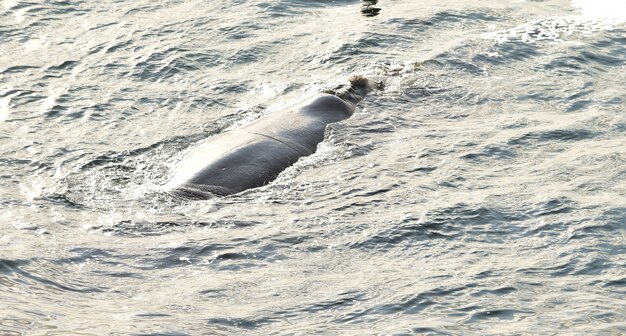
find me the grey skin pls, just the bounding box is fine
[165,76,377,199]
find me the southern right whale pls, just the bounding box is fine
[164,76,378,199]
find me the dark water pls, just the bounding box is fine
[1,0,625,334]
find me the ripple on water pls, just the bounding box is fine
[256,0,356,18]
[128,236,289,271]
[568,207,626,242]
[0,258,104,294]
[352,202,533,252]
[1,0,626,334]
[132,48,205,81]
[460,145,517,163]
[507,128,599,146]
[385,10,502,32]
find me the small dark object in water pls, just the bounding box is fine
[361,0,381,17]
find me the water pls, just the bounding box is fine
[1,0,625,334]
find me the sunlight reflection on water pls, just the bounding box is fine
[0,0,624,334]
[572,0,626,20]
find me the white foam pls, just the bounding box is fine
[483,15,621,43]
[483,0,625,43]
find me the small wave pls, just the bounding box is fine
[385,10,501,32]
[507,129,599,146]
[0,258,105,294]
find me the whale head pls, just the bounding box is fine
[322,75,380,107]
[347,75,378,98]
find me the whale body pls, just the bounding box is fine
[165,76,376,199]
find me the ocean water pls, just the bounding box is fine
[1,0,625,334]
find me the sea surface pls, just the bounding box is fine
[1,0,625,334]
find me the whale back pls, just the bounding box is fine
[166,133,305,198]
[165,76,376,198]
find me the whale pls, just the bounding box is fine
[164,76,377,199]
